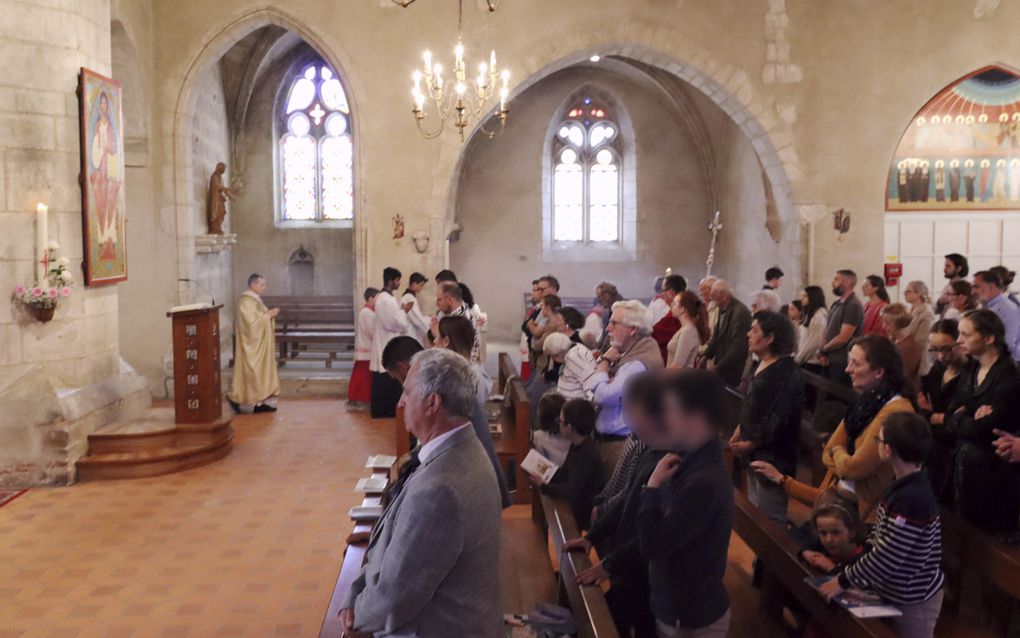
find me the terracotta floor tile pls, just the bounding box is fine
[0,401,394,635]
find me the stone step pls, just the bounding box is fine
[87,408,232,454]
[76,434,234,482]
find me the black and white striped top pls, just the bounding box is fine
[838,471,945,605]
[593,433,646,511]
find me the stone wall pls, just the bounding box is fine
[0,0,149,486]
[189,65,234,356]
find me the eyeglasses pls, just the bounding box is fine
[928,346,957,354]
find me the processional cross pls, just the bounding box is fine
[705,210,722,277]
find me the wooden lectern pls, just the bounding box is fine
[167,305,223,423]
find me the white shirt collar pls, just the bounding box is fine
[418,423,472,465]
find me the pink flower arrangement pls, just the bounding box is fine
[12,244,74,317]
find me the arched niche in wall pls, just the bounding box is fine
[288,245,315,295]
[886,64,1020,211]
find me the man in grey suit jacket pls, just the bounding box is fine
[340,348,502,638]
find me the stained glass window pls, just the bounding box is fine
[279,63,354,222]
[552,97,621,242]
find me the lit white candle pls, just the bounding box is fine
[36,203,48,283]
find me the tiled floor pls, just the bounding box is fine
[0,400,392,638]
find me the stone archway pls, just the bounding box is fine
[440,38,802,279]
[166,7,368,301]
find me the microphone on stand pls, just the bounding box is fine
[177,278,216,306]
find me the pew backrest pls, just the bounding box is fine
[732,489,898,638]
[540,494,621,638]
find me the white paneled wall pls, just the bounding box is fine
[884,213,1020,303]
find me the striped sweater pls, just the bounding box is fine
[838,471,944,605]
[593,433,647,511]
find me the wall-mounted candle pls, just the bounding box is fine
[36,203,48,283]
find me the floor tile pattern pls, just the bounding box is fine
[0,401,391,638]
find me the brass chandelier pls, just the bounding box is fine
[405,0,510,140]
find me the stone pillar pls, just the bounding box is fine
[0,0,148,486]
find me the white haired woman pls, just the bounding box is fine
[749,288,783,314]
[544,331,597,399]
[904,280,935,375]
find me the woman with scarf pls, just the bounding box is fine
[751,335,915,523]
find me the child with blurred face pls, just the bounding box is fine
[801,504,861,574]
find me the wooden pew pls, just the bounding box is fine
[732,489,898,637]
[496,352,532,505]
[267,295,355,367]
[319,463,394,638]
[940,508,1020,633]
[496,353,532,499]
[536,493,621,638]
[394,407,410,460]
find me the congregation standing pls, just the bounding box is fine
[330,251,1019,638]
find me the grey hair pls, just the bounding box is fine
[409,348,477,420]
[711,279,733,295]
[749,289,782,313]
[542,331,572,356]
[611,299,651,336]
[247,273,264,287]
[907,280,930,303]
[438,280,463,302]
[699,275,718,287]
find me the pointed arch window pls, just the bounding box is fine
[552,97,621,242]
[279,63,353,223]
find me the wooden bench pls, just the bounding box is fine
[276,330,355,367]
[261,296,356,367]
[534,493,621,638]
[496,352,532,505]
[319,460,395,638]
[732,489,898,637]
[940,508,1020,633]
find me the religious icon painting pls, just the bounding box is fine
[78,68,128,285]
[887,64,1020,212]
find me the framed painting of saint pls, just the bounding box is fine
[79,67,128,285]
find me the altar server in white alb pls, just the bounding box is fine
[401,272,431,346]
[346,287,378,408]
[370,267,411,418]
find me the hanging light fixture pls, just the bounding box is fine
[408,0,510,140]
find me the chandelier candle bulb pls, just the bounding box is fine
[406,0,509,140]
[36,202,48,284]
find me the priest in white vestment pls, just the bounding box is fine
[228,273,280,413]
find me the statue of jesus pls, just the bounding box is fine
[206,162,234,235]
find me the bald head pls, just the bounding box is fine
[710,279,733,308]
[698,276,718,304]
